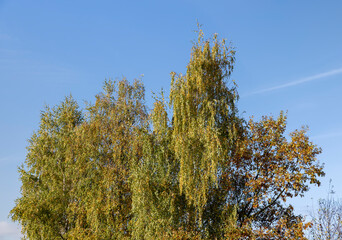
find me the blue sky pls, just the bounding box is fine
[1,1,342,238]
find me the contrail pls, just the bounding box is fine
[247,67,342,96]
[311,131,342,140]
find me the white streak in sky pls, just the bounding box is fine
[311,131,342,140]
[248,67,342,96]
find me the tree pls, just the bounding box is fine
[309,181,342,240]
[11,28,324,239]
[10,97,83,239]
[66,79,147,239]
[11,80,147,239]
[219,113,324,239]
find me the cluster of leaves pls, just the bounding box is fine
[11,29,324,239]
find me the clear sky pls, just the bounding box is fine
[1,1,342,239]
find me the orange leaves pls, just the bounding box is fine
[221,111,323,238]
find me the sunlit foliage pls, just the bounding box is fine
[11,29,324,239]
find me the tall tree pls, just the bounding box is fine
[170,29,238,222]
[11,29,325,240]
[220,113,324,239]
[67,79,147,239]
[10,96,83,239]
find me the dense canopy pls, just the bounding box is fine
[11,29,324,239]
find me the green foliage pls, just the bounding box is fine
[10,96,82,239]
[170,28,237,217]
[11,29,324,239]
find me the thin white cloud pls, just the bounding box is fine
[0,154,22,163]
[0,221,22,239]
[246,67,342,96]
[311,131,342,140]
